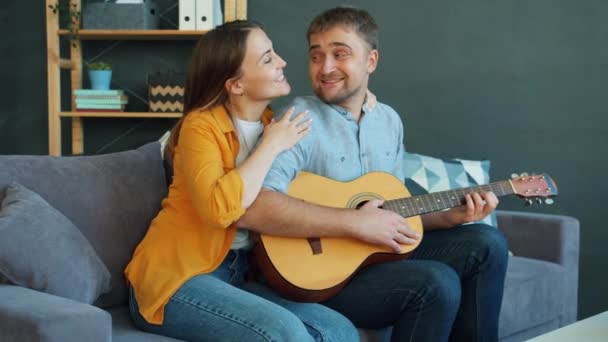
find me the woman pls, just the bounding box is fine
[124,21,359,341]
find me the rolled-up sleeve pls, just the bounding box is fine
[263,142,308,193]
[179,118,245,230]
[263,102,312,193]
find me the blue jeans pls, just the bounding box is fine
[323,224,509,342]
[129,249,358,342]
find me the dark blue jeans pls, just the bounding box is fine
[323,224,509,342]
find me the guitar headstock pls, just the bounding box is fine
[509,173,558,205]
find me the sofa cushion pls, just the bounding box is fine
[0,142,167,307]
[498,256,565,339]
[402,152,497,227]
[0,183,111,304]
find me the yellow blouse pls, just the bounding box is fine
[124,104,273,324]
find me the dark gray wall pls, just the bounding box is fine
[249,0,608,320]
[1,0,606,319]
[0,1,48,154]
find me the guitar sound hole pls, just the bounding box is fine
[355,201,367,209]
[355,200,384,210]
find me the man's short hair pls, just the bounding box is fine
[307,6,379,50]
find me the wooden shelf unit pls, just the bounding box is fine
[46,0,247,155]
[60,111,183,119]
[58,29,207,40]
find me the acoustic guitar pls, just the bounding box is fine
[253,171,558,302]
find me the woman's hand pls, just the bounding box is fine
[261,107,312,155]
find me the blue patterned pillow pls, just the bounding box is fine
[402,152,497,227]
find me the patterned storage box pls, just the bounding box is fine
[83,1,159,30]
[148,71,185,113]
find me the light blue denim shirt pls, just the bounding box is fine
[263,96,406,193]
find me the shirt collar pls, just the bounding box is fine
[327,98,374,120]
[362,98,373,115]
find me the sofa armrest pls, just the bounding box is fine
[0,284,111,342]
[496,210,580,324]
[496,210,579,267]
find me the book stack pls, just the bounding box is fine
[74,89,128,112]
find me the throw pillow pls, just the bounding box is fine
[0,182,112,304]
[402,152,498,227]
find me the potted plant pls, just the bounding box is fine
[87,61,112,90]
[48,2,81,47]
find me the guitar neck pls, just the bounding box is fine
[384,180,514,218]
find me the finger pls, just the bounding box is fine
[393,233,418,245]
[295,128,311,139]
[478,193,497,217]
[465,193,476,216]
[365,199,385,208]
[397,225,421,240]
[386,239,403,253]
[297,127,311,136]
[279,107,295,122]
[296,119,313,133]
[470,192,486,213]
[471,192,484,204]
[481,191,499,209]
[290,111,309,126]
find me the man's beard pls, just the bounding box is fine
[314,83,362,106]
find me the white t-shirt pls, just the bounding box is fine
[230,117,263,250]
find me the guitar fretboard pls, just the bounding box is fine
[383,181,514,218]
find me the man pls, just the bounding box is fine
[241,6,508,341]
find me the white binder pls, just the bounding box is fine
[195,0,222,30]
[179,0,196,30]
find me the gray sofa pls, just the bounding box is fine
[0,142,579,342]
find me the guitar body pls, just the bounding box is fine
[253,170,557,303]
[253,171,423,302]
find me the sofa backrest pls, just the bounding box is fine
[0,142,167,307]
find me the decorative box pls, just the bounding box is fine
[83,1,159,30]
[148,71,185,113]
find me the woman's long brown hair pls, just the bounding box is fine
[164,20,262,166]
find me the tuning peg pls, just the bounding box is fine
[525,199,533,206]
[536,198,543,205]
[511,173,520,179]
[521,172,529,177]
[545,198,554,205]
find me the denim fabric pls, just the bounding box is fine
[413,224,509,342]
[129,250,358,342]
[323,224,508,342]
[263,96,406,193]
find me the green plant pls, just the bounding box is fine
[48,1,81,47]
[87,62,112,71]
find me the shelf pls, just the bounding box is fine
[47,0,246,155]
[60,111,182,118]
[58,29,206,40]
